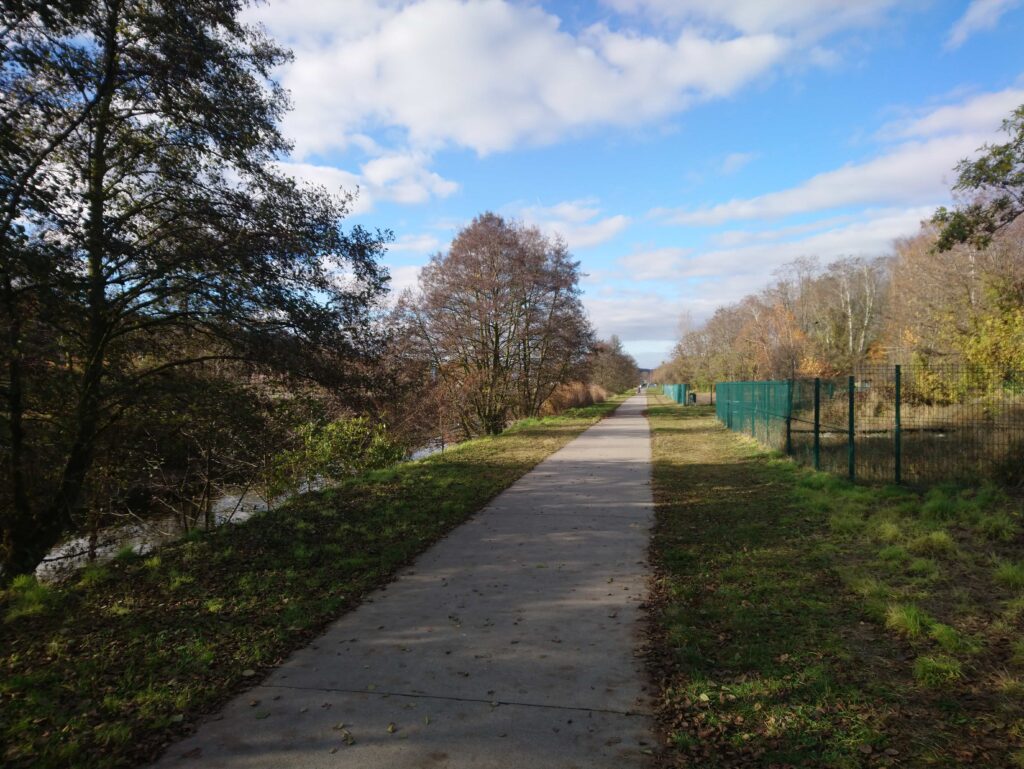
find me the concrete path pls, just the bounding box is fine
[154,395,655,769]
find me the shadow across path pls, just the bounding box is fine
[151,396,655,769]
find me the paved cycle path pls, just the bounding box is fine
[155,395,655,769]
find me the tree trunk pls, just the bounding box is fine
[0,7,120,581]
[0,271,32,580]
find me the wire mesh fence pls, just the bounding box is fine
[715,364,1024,486]
[663,383,690,405]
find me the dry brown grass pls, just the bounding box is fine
[540,381,608,415]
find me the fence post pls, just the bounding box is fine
[848,375,856,481]
[813,377,821,471]
[894,364,902,485]
[749,383,755,438]
[785,379,793,456]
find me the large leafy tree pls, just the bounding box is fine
[0,0,389,579]
[403,213,592,436]
[930,104,1024,383]
[934,105,1024,251]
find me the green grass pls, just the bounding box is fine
[908,530,957,556]
[995,560,1024,590]
[0,395,626,769]
[878,544,909,563]
[885,602,932,638]
[928,623,982,655]
[2,575,60,622]
[871,519,902,543]
[913,655,963,688]
[647,393,1024,768]
[976,512,1020,541]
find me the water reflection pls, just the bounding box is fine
[36,439,452,581]
[36,488,276,581]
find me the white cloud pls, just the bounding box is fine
[519,199,630,249]
[389,233,442,253]
[597,206,927,344]
[384,263,423,300]
[676,206,933,283]
[278,151,457,214]
[602,0,900,39]
[252,0,790,159]
[655,85,1023,227]
[583,290,678,342]
[617,247,692,281]
[876,86,1024,140]
[275,161,371,214]
[360,152,459,204]
[710,212,860,247]
[620,85,1024,346]
[946,0,1021,50]
[664,133,981,225]
[720,151,757,174]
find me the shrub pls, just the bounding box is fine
[269,417,405,497]
[1012,639,1024,667]
[114,546,140,562]
[974,482,1008,508]
[799,472,846,492]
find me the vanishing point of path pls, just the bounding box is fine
[153,395,656,769]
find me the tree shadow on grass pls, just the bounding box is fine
[646,412,1006,768]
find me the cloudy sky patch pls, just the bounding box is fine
[249,0,1023,367]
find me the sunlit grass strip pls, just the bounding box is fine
[0,395,626,769]
[646,397,1024,767]
[646,403,893,766]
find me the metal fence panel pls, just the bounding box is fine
[713,364,1024,486]
[663,383,690,404]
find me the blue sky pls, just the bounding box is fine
[246,0,1024,368]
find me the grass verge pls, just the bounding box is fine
[645,394,1024,768]
[0,396,625,769]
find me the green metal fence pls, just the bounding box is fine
[663,383,690,405]
[715,364,1024,486]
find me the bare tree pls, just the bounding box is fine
[402,213,593,436]
[589,335,640,394]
